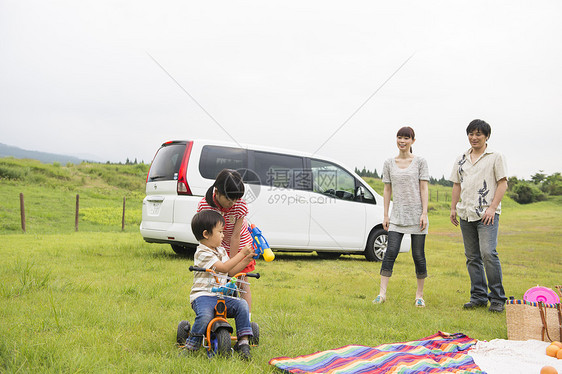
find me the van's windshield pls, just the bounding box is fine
[147,143,186,182]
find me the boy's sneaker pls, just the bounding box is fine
[234,342,252,360]
[179,347,198,357]
[488,301,505,313]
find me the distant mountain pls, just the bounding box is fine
[0,143,87,164]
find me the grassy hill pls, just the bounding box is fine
[0,156,538,234]
[0,158,149,233]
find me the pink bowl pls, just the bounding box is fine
[523,286,560,304]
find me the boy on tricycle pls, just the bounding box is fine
[180,210,256,359]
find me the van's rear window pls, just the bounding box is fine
[199,146,248,180]
[147,143,187,182]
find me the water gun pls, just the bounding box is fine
[211,277,238,297]
[248,224,275,262]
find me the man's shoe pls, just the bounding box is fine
[234,342,252,360]
[488,301,505,313]
[463,301,487,309]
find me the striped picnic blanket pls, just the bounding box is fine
[269,332,484,373]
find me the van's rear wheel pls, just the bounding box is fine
[365,229,388,262]
[171,244,196,257]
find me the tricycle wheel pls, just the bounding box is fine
[249,322,259,345]
[215,327,232,357]
[176,320,191,345]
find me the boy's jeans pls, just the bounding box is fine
[459,214,506,304]
[185,296,252,350]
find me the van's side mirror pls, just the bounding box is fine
[355,186,365,202]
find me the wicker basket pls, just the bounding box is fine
[506,299,561,341]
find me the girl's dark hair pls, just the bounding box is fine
[205,169,245,207]
[396,126,415,153]
[191,210,225,241]
[466,119,491,138]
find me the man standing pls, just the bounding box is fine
[449,119,508,313]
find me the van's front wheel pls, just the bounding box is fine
[365,229,388,262]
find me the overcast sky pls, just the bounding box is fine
[1,0,561,179]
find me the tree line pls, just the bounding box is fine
[356,166,562,204]
[507,171,562,204]
[355,167,453,187]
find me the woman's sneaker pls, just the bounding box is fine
[415,298,425,307]
[372,295,386,304]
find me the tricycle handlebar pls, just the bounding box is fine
[189,266,260,279]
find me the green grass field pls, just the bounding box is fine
[1,159,561,373]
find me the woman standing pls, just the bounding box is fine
[373,126,430,307]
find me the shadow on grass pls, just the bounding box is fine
[141,244,371,263]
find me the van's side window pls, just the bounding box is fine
[147,143,186,181]
[311,159,356,201]
[199,146,248,180]
[253,152,309,190]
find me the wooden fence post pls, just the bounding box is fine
[20,193,26,233]
[121,196,126,231]
[75,194,79,232]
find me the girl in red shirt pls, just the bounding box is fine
[197,169,256,311]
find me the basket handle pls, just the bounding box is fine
[553,285,562,340]
[557,302,562,341]
[538,301,552,341]
[538,301,562,342]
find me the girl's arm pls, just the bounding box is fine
[229,218,244,257]
[419,180,429,231]
[383,183,392,231]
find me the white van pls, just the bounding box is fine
[140,139,410,261]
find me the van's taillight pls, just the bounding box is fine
[177,141,194,195]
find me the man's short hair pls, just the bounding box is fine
[191,210,225,241]
[466,119,491,138]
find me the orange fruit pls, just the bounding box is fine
[557,348,562,359]
[540,366,558,374]
[552,341,562,349]
[546,343,560,357]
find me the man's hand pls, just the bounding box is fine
[450,209,459,226]
[481,207,496,225]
